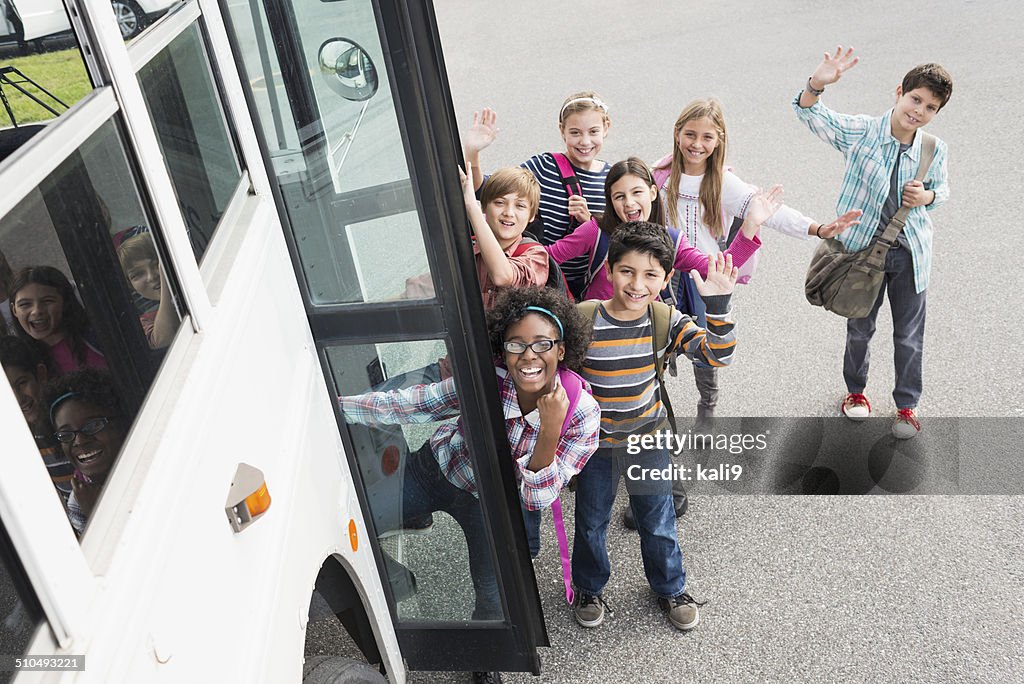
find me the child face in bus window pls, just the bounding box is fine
[53,399,126,484]
[125,257,162,301]
[13,283,65,345]
[4,363,47,430]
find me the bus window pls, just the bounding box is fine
[0,1,96,165]
[221,0,434,305]
[0,117,183,539]
[328,338,509,623]
[136,21,243,264]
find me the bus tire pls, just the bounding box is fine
[302,656,387,684]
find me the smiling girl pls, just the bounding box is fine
[340,287,600,621]
[464,92,613,297]
[44,368,128,535]
[655,98,861,422]
[547,157,786,301]
[9,266,107,375]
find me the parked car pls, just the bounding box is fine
[2,0,179,45]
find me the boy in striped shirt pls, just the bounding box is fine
[571,221,738,631]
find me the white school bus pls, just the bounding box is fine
[0,0,550,681]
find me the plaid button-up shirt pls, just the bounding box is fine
[340,367,600,510]
[793,93,949,293]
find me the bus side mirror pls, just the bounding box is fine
[318,38,378,102]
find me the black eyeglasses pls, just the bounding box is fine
[503,339,561,354]
[54,416,118,444]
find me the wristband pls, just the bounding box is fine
[815,223,824,238]
[806,77,825,97]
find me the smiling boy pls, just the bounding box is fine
[794,47,952,438]
[571,221,738,631]
[461,164,549,310]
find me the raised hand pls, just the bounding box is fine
[691,252,738,297]
[568,194,591,223]
[809,46,860,90]
[744,184,784,228]
[463,108,499,153]
[816,208,863,239]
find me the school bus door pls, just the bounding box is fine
[217,0,548,673]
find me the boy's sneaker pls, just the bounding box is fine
[573,593,612,628]
[892,408,921,439]
[840,393,872,420]
[658,591,706,631]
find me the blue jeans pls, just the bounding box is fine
[400,444,502,620]
[843,245,927,409]
[520,503,541,558]
[571,446,686,598]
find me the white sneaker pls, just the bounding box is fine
[892,408,921,439]
[840,393,871,420]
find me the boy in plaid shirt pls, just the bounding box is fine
[793,46,952,439]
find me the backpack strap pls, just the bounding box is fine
[652,154,672,188]
[550,366,586,605]
[583,230,610,296]
[649,302,676,422]
[551,152,583,199]
[510,235,540,256]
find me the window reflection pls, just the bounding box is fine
[137,22,243,264]
[329,339,507,622]
[220,0,433,304]
[0,1,94,165]
[0,118,182,540]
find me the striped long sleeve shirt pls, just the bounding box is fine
[340,367,601,510]
[792,93,949,293]
[581,297,736,445]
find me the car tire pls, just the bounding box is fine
[110,0,147,39]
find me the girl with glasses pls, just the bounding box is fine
[43,368,127,535]
[340,287,600,623]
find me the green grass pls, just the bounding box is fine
[1,49,92,126]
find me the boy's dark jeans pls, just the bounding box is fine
[571,445,687,599]
[843,245,926,409]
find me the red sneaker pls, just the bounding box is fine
[840,393,871,420]
[892,408,921,439]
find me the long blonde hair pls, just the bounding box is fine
[656,98,728,238]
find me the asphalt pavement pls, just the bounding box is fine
[310,1,1024,681]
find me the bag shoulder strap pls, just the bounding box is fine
[584,230,611,293]
[648,302,676,421]
[551,365,588,606]
[652,154,673,188]
[551,152,583,198]
[871,132,939,266]
[577,299,600,326]
[510,235,540,257]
